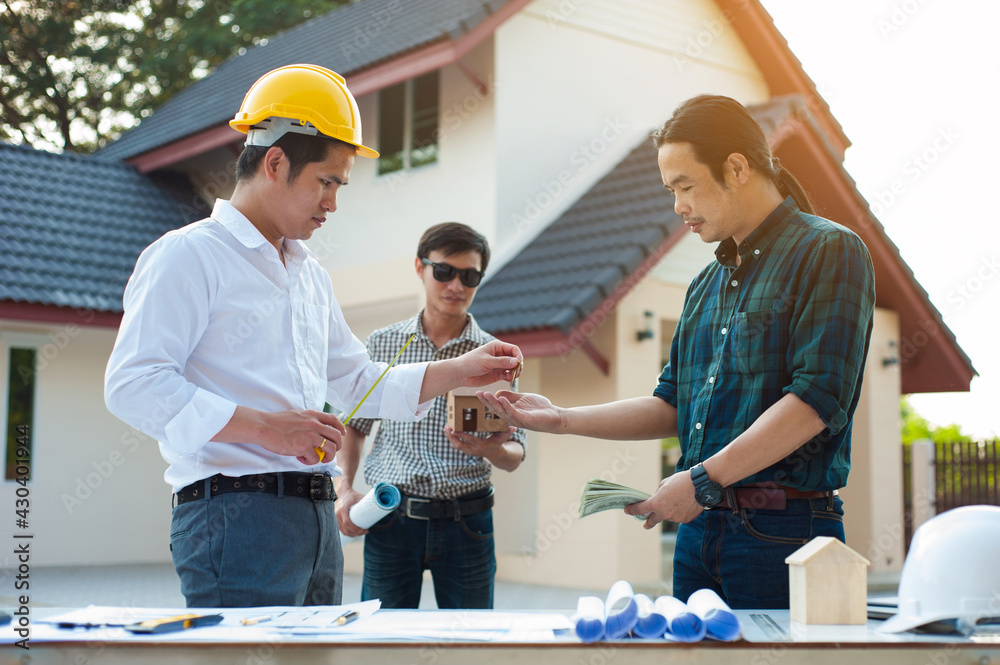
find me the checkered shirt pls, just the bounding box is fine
[350,312,526,499]
[654,197,876,491]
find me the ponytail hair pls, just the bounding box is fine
[651,95,814,214]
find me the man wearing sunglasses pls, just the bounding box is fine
[104,66,522,609]
[336,222,526,609]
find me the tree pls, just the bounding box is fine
[900,396,972,446]
[1,0,344,153]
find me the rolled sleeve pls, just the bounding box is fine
[162,389,238,456]
[785,232,875,434]
[327,312,432,426]
[653,332,681,407]
[334,361,430,426]
[377,361,432,420]
[105,235,235,456]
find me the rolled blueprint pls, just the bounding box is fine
[603,580,639,639]
[573,595,606,643]
[686,588,741,641]
[655,595,707,642]
[340,482,401,546]
[632,593,668,638]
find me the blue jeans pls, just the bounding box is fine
[673,496,845,609]
[361,506,496,609]
[170,490,343,607]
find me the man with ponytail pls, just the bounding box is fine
[479,94,876,609]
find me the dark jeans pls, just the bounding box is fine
[170,491,343,607]
[361,505,496,609]
[673,496,845,609]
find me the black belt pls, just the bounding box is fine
[400,488,494,521]
[174,472,337,506]
[714,485,839,511]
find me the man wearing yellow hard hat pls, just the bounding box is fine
[105,64,522,608]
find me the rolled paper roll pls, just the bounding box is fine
[686,588,741,641]
[655,595,707,642]
[603,580,639,639]
[631,593,668,638]
[340,483,402,546]
[573,595,606,643]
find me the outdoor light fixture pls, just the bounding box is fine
[636,310,655,342]
[882,340,900,367]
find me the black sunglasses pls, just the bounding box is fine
[421,258,484,288]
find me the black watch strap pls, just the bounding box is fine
[690,463,724,508]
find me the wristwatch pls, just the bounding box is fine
[690,463,724,509]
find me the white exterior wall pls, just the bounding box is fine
[842,307,905,576]
[491,0,769,269]
[8,0,909,586]
[321,39,499,313]
[0,322,172,568]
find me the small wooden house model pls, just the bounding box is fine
[446,381,510,433]
[785,536,870,625]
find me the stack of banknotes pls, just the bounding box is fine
[578,479,651,521]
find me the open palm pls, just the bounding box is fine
[479,390,563,433]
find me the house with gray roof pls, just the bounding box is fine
[0,0,974,588]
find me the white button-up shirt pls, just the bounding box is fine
[105,200,430,491]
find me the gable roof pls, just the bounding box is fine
[470,99,807,339]
[470,140,681,338]
[785,536,870,566]
[97,0,516,163]
[0,143,193,317]
[474,96,976,393]
[98,0,851,177]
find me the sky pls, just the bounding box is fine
[759,0,1000,439]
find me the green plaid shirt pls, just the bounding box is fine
[654,197,876,491]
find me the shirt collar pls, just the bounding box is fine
[210,199,313,265]
[714,196,799,267]
[411,310,483,346]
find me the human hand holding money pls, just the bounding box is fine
[578,479,652,521]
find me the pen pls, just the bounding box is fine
[336,610,359,626]
[241,615,273,626]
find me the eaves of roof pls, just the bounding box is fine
[96,0,527,168]
[0,142,195,320]
[473,95,975,394]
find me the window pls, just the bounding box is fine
[378,72,440,175]
[4,345,36,481]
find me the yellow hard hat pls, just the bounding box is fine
[230,64,378,158]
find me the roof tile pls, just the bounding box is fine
[471,138,683,335]
[0,143,196,313]
[98,0,513,161]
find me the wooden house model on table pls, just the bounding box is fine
[785,536,871,625]
[446,381,511,433]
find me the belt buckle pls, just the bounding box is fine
[309,474,333,501]
[404,497,431,520]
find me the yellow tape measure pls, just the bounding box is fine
[316,333,416,462]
